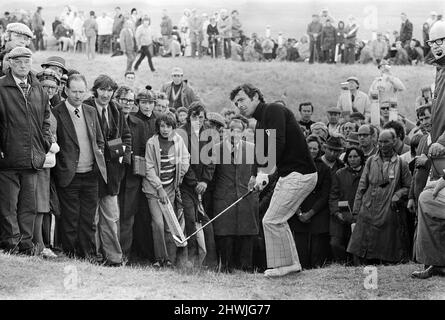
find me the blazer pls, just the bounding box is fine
[52,102,107,188]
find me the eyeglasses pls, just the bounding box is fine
[427,37,445,47]
[119,98,135,105]
[358,133,371,137]
[380,107,390,110]
[172,74,183,77]
[42,85,58,90]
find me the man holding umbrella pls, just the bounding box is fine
[230,84,317,277]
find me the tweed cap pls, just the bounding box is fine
[36,69,61,85]
[207,112,226,128]
[41,56,68,74]
[6,22,33,38]
[346,132,359,144]
[8,46,32,59]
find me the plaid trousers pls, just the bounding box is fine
[263,171,318,268]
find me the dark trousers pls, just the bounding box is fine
[293,232,330,269]
[118,167,142,257]
[34,30,45,51]
[182,190,217,268]
[132,195,154,261]
[309,39,321,63]
[216,235,255,272]
[57,170,98,259]
[323,45,335,63]
[344,44,355,64]
[134,45,155,71]
[223,38,231,59]
[330,226,352,264]
[209,39,218,58]
[0,169,37,252]
[98,34,111,54]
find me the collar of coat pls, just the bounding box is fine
[83,96,120,121]
[373,152,398,163]
[2,70,40,88]
[252,101,266,122]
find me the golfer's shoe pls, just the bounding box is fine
[264,264,302,277]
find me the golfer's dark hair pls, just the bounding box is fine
[416,104,432,118]
[155,113,177,133]
[344,146,365,167]
[90,11,95,16]
[124,71,135,77]
[410,134,423,157]
[187,101,207,123]
[383,120,405,141]
[299,101,314,112]
[230,84,265,103]
[131,8,137,14]
[92,75,118,98]
[229,115,249,129]
[66,74,87,89]
[115,85,134,100]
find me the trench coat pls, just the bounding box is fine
[347,153,412,262]
[212,140,259,236]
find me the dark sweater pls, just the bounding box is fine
[252,102,316,177]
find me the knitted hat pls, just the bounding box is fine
[41,56,68,74]
[6,22,33,38]
[36,69,61,85]
[8,46,32,59]
[136,86,156,102]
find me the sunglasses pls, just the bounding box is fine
[381,107,390,110]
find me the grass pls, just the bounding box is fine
[10,51,442,300]
[31,50,434,124]
[1,252,444,300]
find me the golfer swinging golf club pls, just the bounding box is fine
[230,84,318,277]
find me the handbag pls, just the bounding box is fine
[106,138,125,159]
[132,155,146,176]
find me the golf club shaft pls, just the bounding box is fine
[179,189,254,243]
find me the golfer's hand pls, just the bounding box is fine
[433,177,445,199]
[254,172,269,192]
[407,199,416,214]
[248,176,256,191]
[158,187,168,204]
[195,181,208,195]
[429,143,445,157]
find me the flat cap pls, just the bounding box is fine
[8,46,32,59]
[327,106,342,113]
[310,122,328,132]
[207,112,226,128]
[346,132,359,144]
[171,67,184,75]
[6,22,33,38]
[41,56,68,74]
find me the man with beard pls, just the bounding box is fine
[230,84,317,277]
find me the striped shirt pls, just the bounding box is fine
[158,135,175,186]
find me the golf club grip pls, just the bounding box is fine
[179,189,254,243]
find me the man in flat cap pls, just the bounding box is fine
[0,22,33,76]
[0,47,52,255]
[160,67,200,110]
[41,56,68,106]
[325,106,342,137]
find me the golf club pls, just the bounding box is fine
[172,186,260,244]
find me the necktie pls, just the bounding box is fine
[102,107,109,138]
[74,108,80,118]
[19,82,28,96]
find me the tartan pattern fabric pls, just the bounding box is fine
[263,171,318,268]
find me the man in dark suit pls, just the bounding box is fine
[84,75,132,267]
[52,74,107,260]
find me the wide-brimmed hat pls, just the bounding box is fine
[41,56,68,74]
[325,135,344,151]
[36,69,61,85]
[346,76,359,86]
